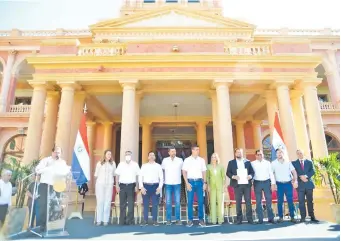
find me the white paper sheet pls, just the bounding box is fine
[237,168,248,185]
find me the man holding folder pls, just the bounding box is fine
[226,148,255,224]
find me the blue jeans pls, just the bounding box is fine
[142,184,160,221]
[277,182,295,218]
[165,184,181,221]
[187,179,204,221]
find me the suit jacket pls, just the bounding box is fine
[207,164,225,190]
[292,159,315,190]
[226,159,255,187]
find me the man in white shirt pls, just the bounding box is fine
[139,151,163,226]
[251,150,276,224]
[182,145,207,227]
[161,147,183,225]
[0,169,12,228]
[35,146,69,232]
[115,150,140,225]
[271,148,298,223]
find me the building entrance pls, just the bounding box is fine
[154,140,192,164]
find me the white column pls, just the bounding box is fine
[276,84,298,160]
[303,83,328,158]
[323,50,340,104]
[0,50,17,112]
[210,92,220,154]
[119,80,137,162]
[133,93,142,163]
[251,121,263,150]
[214,80,234,168]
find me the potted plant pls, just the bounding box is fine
[0,157,39,236]
[314,153,340,223]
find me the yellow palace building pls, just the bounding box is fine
[0,0,340,219]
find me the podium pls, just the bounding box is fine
[29,172,72,238]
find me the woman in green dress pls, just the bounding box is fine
[207,153,226,224]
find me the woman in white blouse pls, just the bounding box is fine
[94,150,116,226]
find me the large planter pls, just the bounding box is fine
[330,203,340,224]
[4,207,28,236]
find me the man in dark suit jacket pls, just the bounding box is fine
[226,148,255,224]
[292,149,319,223]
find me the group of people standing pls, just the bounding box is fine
[94,145,319,227]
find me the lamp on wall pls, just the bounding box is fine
[169,103,183,147]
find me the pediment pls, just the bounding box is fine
[90,6,255,30]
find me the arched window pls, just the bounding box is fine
[262,135,272,160]
[1,134,26,163]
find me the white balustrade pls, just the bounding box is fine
[224,44,271,55]
[319,102,340,112]
[78,44,127,56]
[8,105,31,114]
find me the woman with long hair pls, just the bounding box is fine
[207,153,226,224]
[94,150,116,226]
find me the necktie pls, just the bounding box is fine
[300,160,304,170]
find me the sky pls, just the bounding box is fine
[0,0,340,30]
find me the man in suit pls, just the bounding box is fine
[226,148,255,224]
[292,149,319,223]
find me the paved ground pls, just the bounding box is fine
[11,215,340,241]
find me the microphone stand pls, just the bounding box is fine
[28,173,43,238]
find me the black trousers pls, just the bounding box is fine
[298,188,315,219]
[254,180,274,221]
[0,204,8,227]
[119,183,135,225]
[38,183,50,230]
[234,185,253,222]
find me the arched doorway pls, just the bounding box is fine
[324,133,340,154]
[1,134,26,163]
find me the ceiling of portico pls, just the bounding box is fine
[95,92,254,118]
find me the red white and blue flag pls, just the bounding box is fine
[71,114,91,185]
[271,112,289,161]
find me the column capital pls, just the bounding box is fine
[136,90,144,100]
[297,78,323,89]
[212,79,233,89]
[86,121,97,127]
[57,81,81,90]
[119,79,139,90]
[46,91,60,99]
[262,90,277,100]
[234,120,246,125]
[196,121,210,127]
[250,120,263,126]
[140,120,152,126]
[8,50,18,56]
[101,121,114,127]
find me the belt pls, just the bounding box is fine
[276,181,291,184]
[143,182,159,185]
[254,179,270,182]
[188,178,203,181]
[119,183,135,185]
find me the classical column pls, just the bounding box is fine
[323,50,340,104]
[251,120,263,150]
[55,83,77,163]
[214,81,234,168]
[141,122,152,164]
[103,122,113,150]
[303,82,328,158]
[86,121,97,192]
[196,121,208,162]
[264,91,278,139]
[134,93,142,163]
[119,80,137,161]
[40,91,60,157]
[291,91,311,159]
[68,91,86,161]
[234,120,246,150]
[22,83,47,164]
[210,92,220,154]
[276,84,298,160]
[0,50,17,112]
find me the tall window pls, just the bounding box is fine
[144,0,156,2]
[166,0,178,2]
[188,0,200,2]
[318,94,329,102]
